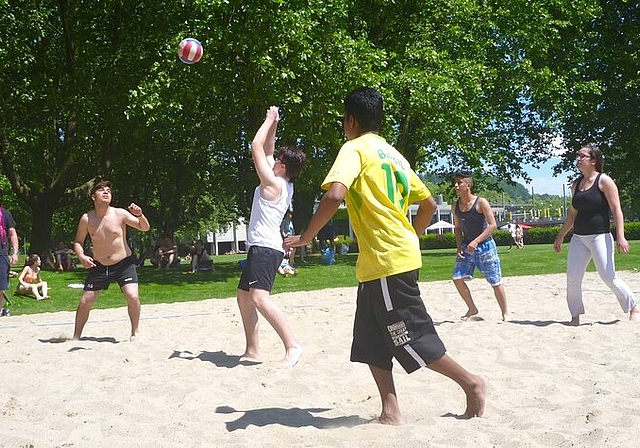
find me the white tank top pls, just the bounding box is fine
[247,177,293,253]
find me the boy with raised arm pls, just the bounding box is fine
[73,180,150,340]
[236,106,306,367]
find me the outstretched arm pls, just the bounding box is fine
[285,182,347,249]
[252,106,281,200]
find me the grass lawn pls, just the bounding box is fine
[4,241,640,316]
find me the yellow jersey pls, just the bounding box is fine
[322,133,431,282]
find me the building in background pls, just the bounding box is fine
[207,218,248,255]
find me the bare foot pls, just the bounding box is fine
[460,308,479,321]
[282,345,303,368]
[462,375,488,418]
[630,305,640,322]
[240,350,261,362]
[460,310,478,321]
[501,312,510,322]
[368,414,404,426]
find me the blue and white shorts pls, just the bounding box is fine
[452,238,502,286]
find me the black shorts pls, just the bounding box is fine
[350,269,446,373]
[84,255,139,291]
[237,246,283,292]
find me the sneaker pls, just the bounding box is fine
[0,308,10,317]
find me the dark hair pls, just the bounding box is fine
[581,143,604,172]
[278,145,307,181]
[454,170,473,180]
[453,170,474,187]
[344,87,383,133]
[25,253,40,267]
[90,180,112,196]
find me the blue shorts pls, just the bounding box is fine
[452,238,502,286]
[0,255,10,290]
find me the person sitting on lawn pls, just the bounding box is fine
[151,235,180,270]
[16,253,49,300]
[53,240,75,271]
[277,253,297,277]
[189,239,213,273]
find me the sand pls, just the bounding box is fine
[1,272,639,447]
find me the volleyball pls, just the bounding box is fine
[178,38,203,64]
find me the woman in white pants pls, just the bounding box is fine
[553,143,639,325]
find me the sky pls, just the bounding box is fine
[517,157,575,196]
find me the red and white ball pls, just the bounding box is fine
[178,38,203,64]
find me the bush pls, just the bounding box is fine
[621,222,640,240]
[493,230,513,246]
[334,235,354,245]
[526,226,560,244]
[517,222,640,245]
[417,222,640,251]
[420,232,457,249]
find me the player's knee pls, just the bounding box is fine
[79,294,98,307]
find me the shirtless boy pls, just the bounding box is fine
[72,180,150,340]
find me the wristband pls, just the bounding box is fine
[13,250,19,255]
[134,213,142,218]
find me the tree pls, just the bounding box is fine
[0,1,380,252]
[3,0,634,257]
[346,0,599,189]
[542,0,639,212]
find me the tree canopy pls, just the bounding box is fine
[0,0,636,253]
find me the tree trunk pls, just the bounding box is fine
[28,203,55,256]
[292,189,316,234]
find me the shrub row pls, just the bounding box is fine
[419,222,640,250]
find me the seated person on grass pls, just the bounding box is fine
[53,240,75,271]
[16,254,49,300]
[277,253,297,277]
[151,235,180,270]
[189,239,213,273]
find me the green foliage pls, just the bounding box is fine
[421,223,640,249]
[622,222,640,240]
[529,0,640,212]
[492,230,515,246]
[420,232,457,249]
[333,234,354,245]
[526,223,640,245]
[1,0,637,257]
[420,229,531,249]
[526,226,563,244]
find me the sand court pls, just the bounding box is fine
[1,272,639,447]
